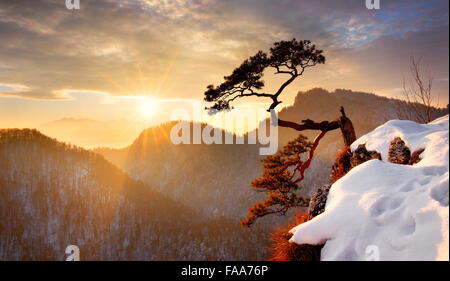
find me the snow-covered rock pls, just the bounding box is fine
[289,115,449,261]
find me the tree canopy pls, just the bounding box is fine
[204,39,325,112]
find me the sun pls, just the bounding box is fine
[139,98,159,118]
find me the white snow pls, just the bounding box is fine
[289,115,449,261]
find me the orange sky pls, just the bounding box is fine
[0,0,448,131]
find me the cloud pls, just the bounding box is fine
[0,0,448,102]
[0,82,31,95]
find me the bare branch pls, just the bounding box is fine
[293,130,327,183]
[397,55,438,123]
[278,119,340,131]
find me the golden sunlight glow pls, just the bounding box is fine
[139,98,159,118]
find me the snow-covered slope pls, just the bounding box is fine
[289,115,449,261]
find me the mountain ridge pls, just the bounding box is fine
[0,128,268,260]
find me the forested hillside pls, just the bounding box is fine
[98,123,267,219]
[98,89,449,216]
[0,129,267,260]
[278,88,448,149]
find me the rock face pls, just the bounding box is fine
[410,148,425,165]
[307,184,331,220]
[316,145,383,221]
[350,144,382,167]
[331,149,352,183]
[388,137,411,164]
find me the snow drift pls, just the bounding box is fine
[289,115,449,261]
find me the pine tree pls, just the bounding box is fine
[241,135,312,227]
